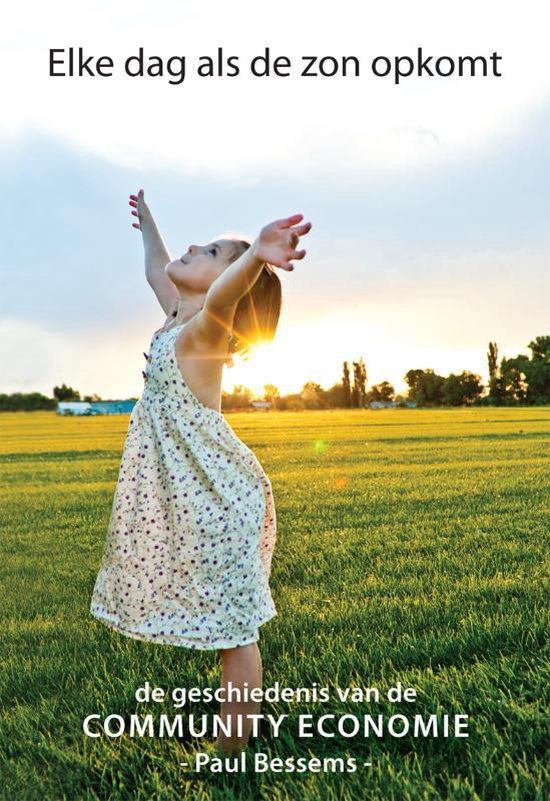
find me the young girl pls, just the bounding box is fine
[90,189,311,755]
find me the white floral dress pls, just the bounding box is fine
[90,322,277,649]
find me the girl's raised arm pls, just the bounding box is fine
[196,214,312,345]
[129,189,178,315]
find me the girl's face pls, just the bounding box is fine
[165,239,237,292]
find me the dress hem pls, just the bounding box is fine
[90,607,277,651]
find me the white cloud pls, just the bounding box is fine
[0,317,144,398]
[1,0,549,178]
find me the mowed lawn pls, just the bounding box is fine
[0,408,548,801]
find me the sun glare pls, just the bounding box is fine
[224,340,287,397]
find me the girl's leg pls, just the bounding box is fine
[216,642,263,755]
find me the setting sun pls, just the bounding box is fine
[224,339,295,397]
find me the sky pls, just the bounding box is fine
[0,0,549,398]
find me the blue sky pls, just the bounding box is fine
[1,0,548,397]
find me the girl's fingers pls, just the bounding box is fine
[129,200,137,207]
[291,249,306,260]
[292,221,312,236]
[132,222,140,229]
[132,210,138,217]
[278,213,304,229]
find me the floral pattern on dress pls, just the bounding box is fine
[90,323,277,649]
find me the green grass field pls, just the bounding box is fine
[1,408,548,801]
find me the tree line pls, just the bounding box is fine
[225,336,549,410]
[1,336,548,411]
[0,385,121,412]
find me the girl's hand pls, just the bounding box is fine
[252,214,312,271]
[128,188,151,231]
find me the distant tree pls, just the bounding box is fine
[83,393,102,402]
[277,393,304,411]
[351,357,367,407]
[350,375,358,406]
[367,381,395,404]
[0,392,57,411]
[524,360,550,404]
[221,384,253,411]
[404,369,426,402]
[53,383,81,401]
[487,341,505,404]
[442,371,484,406]
[325,382,345,408]
[342,362,351,408]
[487,336,550,406]
[405,369,445,406]
[500,357,529,404]
[524,336,550,404]
[421,371,445,406]
[262,384,280,408]
[487,341,498,382]
[528,335,550,362]
[301,381,327,410]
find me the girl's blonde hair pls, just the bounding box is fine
[223,238,282,364]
